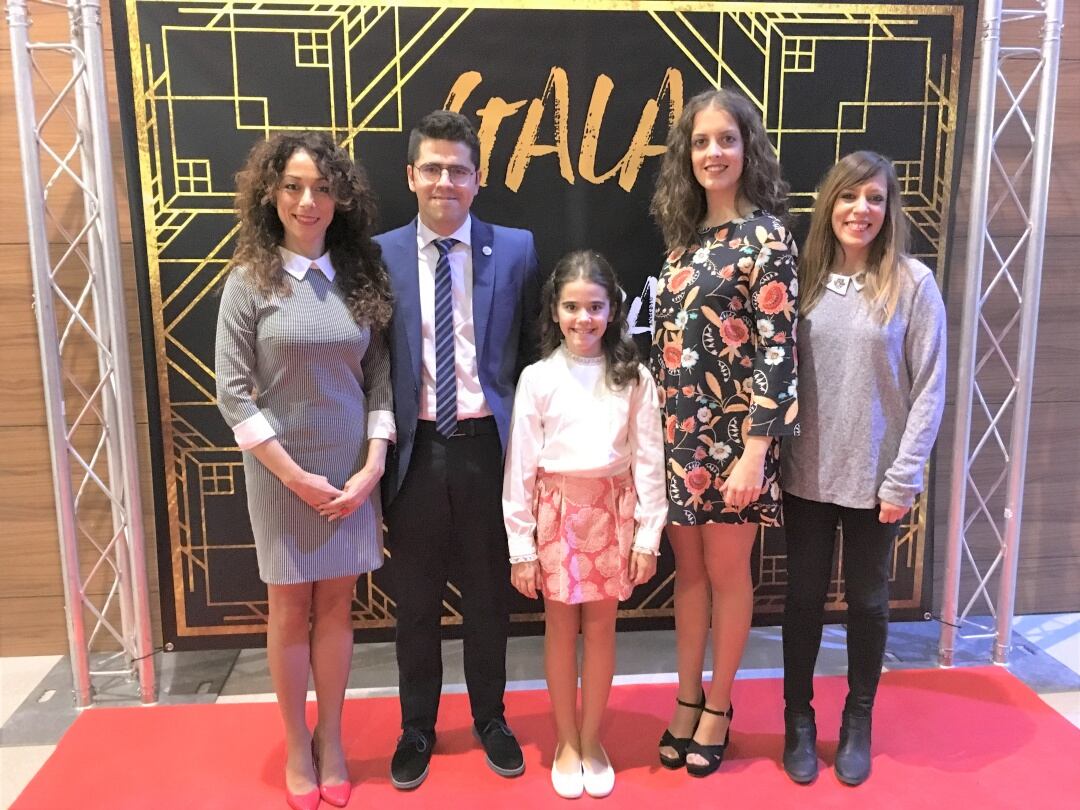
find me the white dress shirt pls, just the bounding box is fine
[415,216,492,421]
[502,346,667,560]
[230,246,396,448]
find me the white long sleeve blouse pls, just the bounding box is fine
[502,346,668,561]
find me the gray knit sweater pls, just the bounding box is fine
[781,258,946,509]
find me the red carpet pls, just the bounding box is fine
[11,666,1079,809]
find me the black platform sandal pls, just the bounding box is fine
[685,703,734,777]
[657,691,706,769]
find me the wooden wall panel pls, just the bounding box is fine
[1,0,154,653]
[0,48,132,247]
[0,595,69,657]
[942,237,1080,406]
[950,58,1080,239]
[1,1,1077,654]
[0,421,158,599]
[928,17,1080,617]
[0,590,162,658]
[0,243,149,428]
[932,401,1080,615]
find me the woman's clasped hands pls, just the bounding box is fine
[285,468,381,521]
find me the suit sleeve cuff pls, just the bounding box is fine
[233,412,275,450]
[367,409,396,443]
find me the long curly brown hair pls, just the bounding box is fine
[228,131,392,330]
[538,251,642,391]
[651,88,789,251]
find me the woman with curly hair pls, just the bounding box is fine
[650,89,799,777]
[779,152,945,786]
[215,131,393,810]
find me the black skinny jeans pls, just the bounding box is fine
[781,492,900,717]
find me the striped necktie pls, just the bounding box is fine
[433,238,458,438]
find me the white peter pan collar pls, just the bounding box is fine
[826,272,866,296]
[278,246,336,282]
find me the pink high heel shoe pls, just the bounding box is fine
[286,746,321,810]
[285,786,320,810]
[312,736,352,807]
[319,781,351,807]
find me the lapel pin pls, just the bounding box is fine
[482,245,492,256]
[827,273,850,295]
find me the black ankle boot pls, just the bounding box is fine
[783,709,818,784]
[835,711,872,786]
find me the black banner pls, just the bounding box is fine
[112,1,976,648]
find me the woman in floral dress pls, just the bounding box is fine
[650,88,798,777]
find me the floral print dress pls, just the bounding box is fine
[650,210,799,527]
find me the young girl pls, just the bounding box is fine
[503,251,666,799]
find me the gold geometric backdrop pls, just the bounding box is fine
[111,0,975,647]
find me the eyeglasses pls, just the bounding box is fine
[413,163,476,186]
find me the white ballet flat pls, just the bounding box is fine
[551,747,584,799]
[582,746,615,798]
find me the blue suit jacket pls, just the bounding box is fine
[375,216,541,506]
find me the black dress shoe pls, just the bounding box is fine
[474,717,525,777]
[782,709,818,784]
[390,727,435,790]
[835,712,872,786]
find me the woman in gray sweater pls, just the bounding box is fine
[779,151,946,786]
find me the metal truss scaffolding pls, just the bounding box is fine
[939,0,1064,666]
[7,0,155,706]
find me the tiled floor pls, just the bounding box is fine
[2,615,1078,808]
[0,656,61,809]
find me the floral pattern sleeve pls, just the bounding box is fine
[747,223,799,436]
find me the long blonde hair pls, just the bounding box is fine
[800,151,908,322]
[651,88,789,252]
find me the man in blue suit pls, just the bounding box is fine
[375,110,540,790]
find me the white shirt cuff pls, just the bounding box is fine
[233,411,275,450]
[507,534,538,560]
[632,525,663,555]
[368,409,396,443]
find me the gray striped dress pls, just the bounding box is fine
[215,262,392,584]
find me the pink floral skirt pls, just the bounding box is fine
[535,469,636,605]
